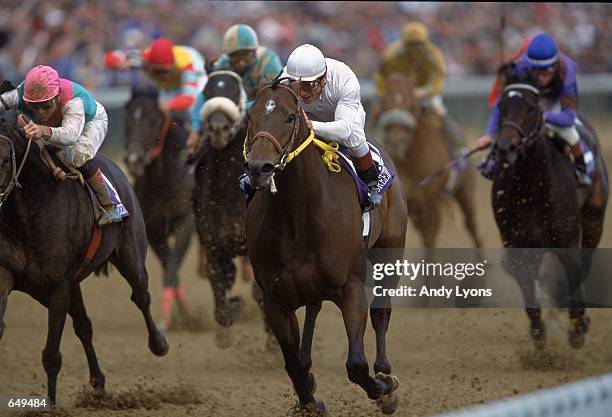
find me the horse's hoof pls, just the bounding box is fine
[376,392,400,415]
[568,317,590,349]
[149,334,169,356]
[215,326,234,348]
[304,400,326,415]
[266,334,281,353]
[375,372,400,394]
[530,323,546,350]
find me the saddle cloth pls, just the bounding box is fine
[336,142,395,211]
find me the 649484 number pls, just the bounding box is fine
[1,396,49,410]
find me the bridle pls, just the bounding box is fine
[126,100,172,167]
[0,133,33,208]
[499,83,545,150]
[243,81,302,173]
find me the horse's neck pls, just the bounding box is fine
[405,113,446,172]
[146,123,186,177]
[271,143,328,211]
[499,137,556,202]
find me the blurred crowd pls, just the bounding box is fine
[0,1,610,90]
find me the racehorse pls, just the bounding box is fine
[123,85,198,330]
[378,72,482,248]
[243,79,407,414]
[191,70,272,348]
[491,68,608,349]
[0,97,168,405]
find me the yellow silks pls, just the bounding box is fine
[244,130,341,173]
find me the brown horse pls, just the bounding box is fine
[378,72,482,248]
[244,80,407,414]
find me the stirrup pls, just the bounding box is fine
[238,173,253,195]
[98,205,124,226]
[574,167,592,187]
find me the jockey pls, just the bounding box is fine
[284,44,382,210]
[478,33,592,186]
[187,24,282,153]
[373,21,464,154]
[104,38,207,114]
[0,65,124,225]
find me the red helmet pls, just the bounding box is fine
[142,38,175,68]
[23,65,60,102]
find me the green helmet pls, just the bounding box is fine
[222,24,259,55]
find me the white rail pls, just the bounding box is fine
[431,373,612,417]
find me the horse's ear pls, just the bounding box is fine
[0,80,16,95]
[130,83,159,100]
[498,62,517,81]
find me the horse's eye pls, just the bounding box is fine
[286,114,296,124]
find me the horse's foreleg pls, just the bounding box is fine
[208,249,240,327]
[68,283,105,395]
[299,302,322,371]
[251,279,278,351]
[166,216,194,315]
[0,267,13,341]
[43,281,70,406]
[263,296,323,413]
[341,281,398,402]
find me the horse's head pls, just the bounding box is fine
[200,70,246,150]
[244,79,309,189]
[495,69,543,166]
[123,85,167,177]
[379,73,419,159]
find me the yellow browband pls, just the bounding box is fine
[244,130,341,173]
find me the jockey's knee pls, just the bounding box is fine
[430,95,447,117]
[347,141,370,158]
[550,125,580,146]
[78,159,99,178]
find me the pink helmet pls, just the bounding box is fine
[23,65,60,102]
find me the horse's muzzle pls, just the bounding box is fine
[244,159,275,188]
[497,142,519,167]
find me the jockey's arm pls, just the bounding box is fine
[310,76,361,142]
[0,89,18,112]
[163,68,202,112]
[544,94,577,128]
[48,98,86,146]
[104,49,143,70]
[418,45,445,99]
[190,92,206,133]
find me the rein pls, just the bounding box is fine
[144,107,172,165]
[0,133,34,207]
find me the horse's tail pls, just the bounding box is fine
[94,261,111,277]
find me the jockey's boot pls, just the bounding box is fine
[573,154,592,187]
[85,167,125,226]
[570,143,592,187]
[353,151,382,211]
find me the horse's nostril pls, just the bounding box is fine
[261,163,274,175]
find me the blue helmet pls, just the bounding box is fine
[526,33,559,69]
[222,24,259,55]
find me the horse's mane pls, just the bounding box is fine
[129,83,160,101]
[499,63,538,89]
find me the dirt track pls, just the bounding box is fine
[2,122,612,417]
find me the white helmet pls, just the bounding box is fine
[284,44,326,81]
